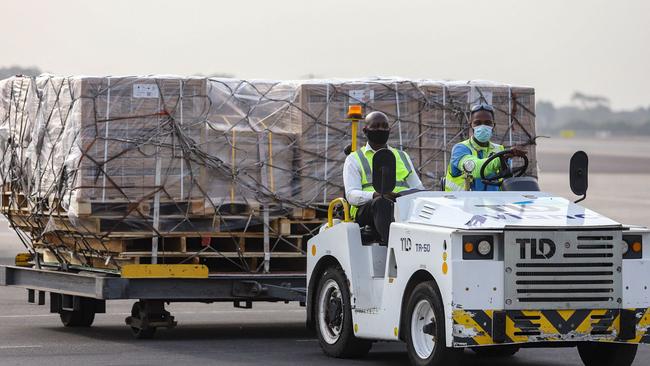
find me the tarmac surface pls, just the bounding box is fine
[0,136,649,366]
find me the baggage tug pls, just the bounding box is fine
[307,149,649,366]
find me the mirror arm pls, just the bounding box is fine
[574,192,586,204]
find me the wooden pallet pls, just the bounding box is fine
[68,199,266,217]
[5,190,326,273]
[2,188,332,223]
[118,251,304,259]
[38,230,309,254]
[8,209,324,237]
[289,204,330,220]
[36,238,309,273]
[28,214,322,273]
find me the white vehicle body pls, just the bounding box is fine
[307,191,650,348]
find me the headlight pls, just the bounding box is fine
[621,240,629,255]
[462,235,494,260]
[623,235,642,259]
[477,240,492,256]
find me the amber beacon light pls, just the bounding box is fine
[347,105,363,151]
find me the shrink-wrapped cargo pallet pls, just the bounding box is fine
[0,75,536,273]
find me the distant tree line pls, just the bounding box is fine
[536,92,650,136]
[0,66,42,80]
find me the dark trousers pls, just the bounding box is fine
[355,196,394,243]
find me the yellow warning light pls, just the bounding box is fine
[347,105,363,119]
[464,242,474,253]
[631,242,642,253]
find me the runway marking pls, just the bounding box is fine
[0,345,43,349]
[173,310,305,315]
[0,314,58,318]
[0,309,305,318]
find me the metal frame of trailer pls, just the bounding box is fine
[0,265,306,338]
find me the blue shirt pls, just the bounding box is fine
[449,142,500,191]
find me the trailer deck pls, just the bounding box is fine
[0,264,307,338]
[0,265,306,302]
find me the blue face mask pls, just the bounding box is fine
[473,125,493,143]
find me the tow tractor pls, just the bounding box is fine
[306,148,649,366]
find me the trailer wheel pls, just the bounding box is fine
[577,342,637,366]
[471,345,520,357]
[315,266,372,358]
[128,301,157,339]
[405,281,458,366]
[131,325,156,339]
[59,298,96,327]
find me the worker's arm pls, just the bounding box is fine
[343,154,374,206]
[449,144,501,179]
[405,154,425,190]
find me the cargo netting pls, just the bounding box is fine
[0,75,537,273]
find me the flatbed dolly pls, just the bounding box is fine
[0,264,306,338]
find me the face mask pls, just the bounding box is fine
[473,125,493,143]
[365,129,390,145]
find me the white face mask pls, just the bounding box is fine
[473,125,493,143]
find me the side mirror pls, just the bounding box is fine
[372,149,396,194]
[569,151,589,203]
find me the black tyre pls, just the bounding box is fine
[131,325,156,339]
[59,298,96,327]
[577,342,637,366]
[472,345,520,357]
[404,281,459,366]
[315,266,372,358]
[129,301,157,339]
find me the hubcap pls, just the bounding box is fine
[318,279,344,344]
[411,299,436,359]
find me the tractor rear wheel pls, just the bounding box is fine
[577,342,637,366]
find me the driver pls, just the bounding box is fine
[343,111,424,243]
[444,103,527,191]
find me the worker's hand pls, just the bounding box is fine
[503,147,527,159]
[384,192,400,202]
[373,191,400,201]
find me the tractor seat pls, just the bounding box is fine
[501,176,541,191]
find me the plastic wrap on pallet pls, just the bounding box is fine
[0,75,537,272]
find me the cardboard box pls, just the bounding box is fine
[297,80,424,204]
[0,76,537,223]
[419,81,537,189]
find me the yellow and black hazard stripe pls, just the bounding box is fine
[453,309,509,346]
[452,308,650,347]
[626,308,650,344]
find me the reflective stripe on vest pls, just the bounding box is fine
[356,148,412,187]
[351,146,413,218]
[444,139,504,192]
[361,181,410,189]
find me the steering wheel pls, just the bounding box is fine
[480,149,529,186]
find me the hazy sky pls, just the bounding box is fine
[3,0,649,109]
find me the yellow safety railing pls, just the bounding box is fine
[327,198,352,227]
